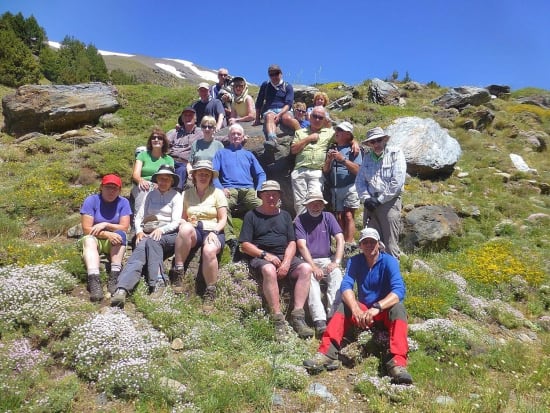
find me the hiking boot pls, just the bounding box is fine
[314,320,327,338]
[290,309,314,339]
[107,271,120,295]
[202,285,217,312]
[169,267,185,294]
[272,313,287,342]
[87,274,104,302]
[149,279,166,297]
[110,288,127,308]
[386,360,413,385]
[303,352,341,373]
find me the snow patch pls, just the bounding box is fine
[98,50,135,57]
[164,59,218,82]
[155,63,186,79]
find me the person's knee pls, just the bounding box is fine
[294,263,312,279]
[202,244,219,260]
[261,264,277,280]
[177,222,194,237]
[388,302,408,321]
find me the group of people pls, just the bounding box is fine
[78,63,413,384]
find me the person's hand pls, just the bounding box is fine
[276,259,290,279]
[206,232,221,249]
[228,118,236,125]
[309,133,320,143]
[351,140,361,156]
[135,232,146,244]
[149,228,163,241]
[274,113,281,124]
[312,264,324,281]
[107,231,123,246]
[223,188,231,198]
[90,222,108,236]
[325,261,339,274]
[138,179,151,191]
[364,198,381,211]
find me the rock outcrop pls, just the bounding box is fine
[368,78,401,106]
[385,117,462,179]
[432,86,491,110]
[2,82,120,136]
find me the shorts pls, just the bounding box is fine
[79,231,127,255]
[331,183,360,211]
[194,228,225,249]
[249,255,305,279]
[262,107,285,117]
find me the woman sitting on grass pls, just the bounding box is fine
[170,160,228,312]
[80,174,131,302]
[111,165,183,307]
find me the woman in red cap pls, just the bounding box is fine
[80,174,131,302]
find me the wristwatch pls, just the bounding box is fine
[372,302,382,312]
[260,250,267,259]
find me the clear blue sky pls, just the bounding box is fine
[3,0,549,90]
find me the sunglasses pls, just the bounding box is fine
[295,109,306,114]
[368,137,384,144]
[268,71,281,77]
[201,125,215,130]
[218,73,228,77]
[151,136,163,141]
[311,114,325,121]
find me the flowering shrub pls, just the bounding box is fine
[449,240,545,287]
[403,271,457,319]
[63,308,169,398]
[273,363,308,391]
[0,338,48,374]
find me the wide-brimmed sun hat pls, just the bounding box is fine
[303,191,328,205]
[151,164,179,188]
[363,126,389,143]
[190,160,219,177]
[258,180,281,193]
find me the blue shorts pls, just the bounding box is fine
[194,228,225,249]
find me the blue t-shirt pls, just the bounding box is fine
[327,145,363,187]
[341,252,405,307]
[80,193,132,225]
[294,211,342,258]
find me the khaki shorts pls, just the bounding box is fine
[331,183,360,211]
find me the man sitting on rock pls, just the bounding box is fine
[193,82,226,131]
[303,227,413,385]
[212,123,266,260]
[294,191,344,337]
[239,180,314,341]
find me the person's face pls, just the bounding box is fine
[305,200,325,216]
[150,134,164,149]
[314,96,326,106]
[310,109,325,128]
[367,136,388,155]
[360,238,379,258]
[155,175,173,192]
[260,190,280,207]
[182,111,196,126]
[193,169,212,186]
[233,82,245,96]
[201,122,215,136]
[101,184,120,202]
[268,71,282,82]
[229,128,244,146]
[198,87,209,100]
[218,71,228,84]
[335,129,352,145]
[294,107,306,120]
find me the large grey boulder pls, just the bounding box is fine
[293,85,320,106]
[432,86,490,110]
[401,205,462,252]
[368,78,400,105]
[2,82,120,136]
[385,117,462,178]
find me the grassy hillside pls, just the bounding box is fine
[0,81,549,412]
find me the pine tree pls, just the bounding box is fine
[0,28,41,87]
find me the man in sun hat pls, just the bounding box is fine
[239,180,314,341]
[323,120,363,253]
[80,174,131,302]
[356,126,406,258]
[192,82,226,131]
[253,64,300,141]
[303,227,413,385]
[294,190,345,337]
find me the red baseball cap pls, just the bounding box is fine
[101,174,122,188]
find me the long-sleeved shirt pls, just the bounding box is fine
[341,252,405,307]
[212,146,266,190]
[355,145,406,204]
[134,188,183,235]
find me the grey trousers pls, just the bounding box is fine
[117,233,177,291]
[363,196,402,258]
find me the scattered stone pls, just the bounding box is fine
[326,94,353,112]
[494,172,512,182]
[368,78,400,106]
[509,153,537,173]
[308,383,338,403]
[526,213,550,222]
[515,94,550,109]
[432,86,491,110]
[160,377,187,395]
[457,172,469,178]
[538,316,550,332]
[435,395,456,406]
[518,130,547,152]
[385,117,462,179]
[486,84,511,98]
[67,224,84,238]
[272,393,284,406]
[171,338,184,350]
